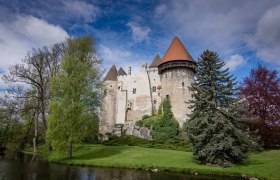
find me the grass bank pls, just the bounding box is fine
[29,144,279,180]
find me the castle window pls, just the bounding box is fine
[133,88,136,94]
[165,74,167,78]
[182,82,184,87]
[104,90,107,95]
[152,86,156,92]
[153,100,157,104]
[118,86,120,90]
[166,95,169,99]
[158,93,160,96]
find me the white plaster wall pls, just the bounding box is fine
[115,81,127,124]
[148,67,161,114]
[118,68,152,122]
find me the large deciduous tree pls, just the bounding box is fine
[47,36,102,159]
[240,65,280,147]
[187,50,250,166]
[2,42,66,152]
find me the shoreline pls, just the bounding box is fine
[24,144,279,180]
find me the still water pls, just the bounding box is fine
[0,153,242,180]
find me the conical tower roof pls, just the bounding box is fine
[160,36,194,65]
[149,54,161,68]
[118,67,127,76]
[104,65,118,81]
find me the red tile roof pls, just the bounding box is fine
[160,36,194,64]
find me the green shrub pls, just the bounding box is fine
[152,99,180,140]
[136,99,180,141]
[101,134,192,151]
[136,115,162,128]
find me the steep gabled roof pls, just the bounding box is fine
[118,67,127,76]
[104,65,118,81]
[149,54,161,68]
[160,36,194,65]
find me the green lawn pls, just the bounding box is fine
[32,144,280,180]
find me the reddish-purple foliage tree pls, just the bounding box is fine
[240,65,280,147]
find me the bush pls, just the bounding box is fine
[136,99,180,141]
[101,134,192,151]
[135,115,162,128]
[152,99,180,140]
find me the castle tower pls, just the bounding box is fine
[99,65,118,135]
[158,36,196,126]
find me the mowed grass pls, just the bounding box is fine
[34,144,280,180]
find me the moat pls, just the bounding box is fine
[0,153,242,180]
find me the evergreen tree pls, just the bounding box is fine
[47,36,102,158]
[152,99,179,140]
[187,50,250,166]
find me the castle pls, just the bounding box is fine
[99,36,196,139]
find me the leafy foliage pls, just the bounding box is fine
[152,99,180,140]
[136,99,180,140]
[187,50,251,166]
[135,114,162,128]
[47,36,102,158]
[240,65,280,148]
[102,135,192,151]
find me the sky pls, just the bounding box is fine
[0,0,280,87]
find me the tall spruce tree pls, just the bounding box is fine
[47,36,102,158]
[187,50,250,166]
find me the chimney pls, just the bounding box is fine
[128,67,131,75]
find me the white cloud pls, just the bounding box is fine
[224,54,246,71]
[156,0,279,57]
[62,1,99,22]
[127,22,151,42]
[0,15,69,76]
[155,4,167,17]
[247,4,280,66]
[99,45,143,74]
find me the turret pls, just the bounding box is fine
[158,36,196,126]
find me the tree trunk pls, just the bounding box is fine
[68,143,72,159]
[33,111,38,153]
[47,144,52,153]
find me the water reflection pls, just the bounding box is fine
[0,153,241,180]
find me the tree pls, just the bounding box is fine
[240,65,280,147]
[2,42,66,152]
[0,88,34,153]
[152,99,180,140]
[47,36,102,158]
[187,50,250,166]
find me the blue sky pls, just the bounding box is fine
[0,0,279,87]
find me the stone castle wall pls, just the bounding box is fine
[99,65,194,139]
[99,81,118,134]
[159,68,194,126]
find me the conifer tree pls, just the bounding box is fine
[152,99,179,140]
[187,50,250,166]
[47,36,102,158]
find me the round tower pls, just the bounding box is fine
[158,36,196,126]
[99,64,118,138]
